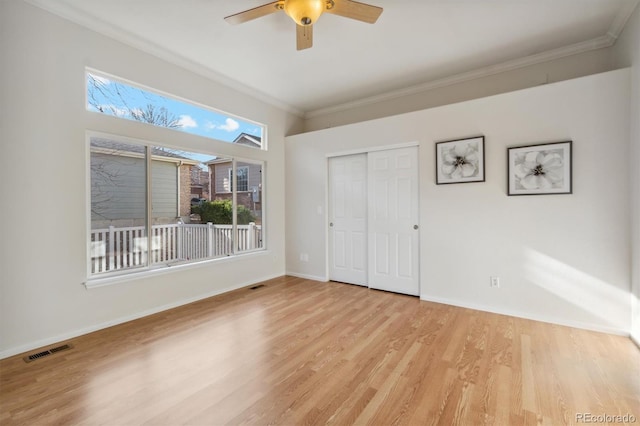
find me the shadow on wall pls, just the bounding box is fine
[523,249,629,330]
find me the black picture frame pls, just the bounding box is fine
[435,136,485,184]
[507,141,572,196]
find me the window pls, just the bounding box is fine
[86,70,265,149]
[89,137,265,278]
[229,166,249,192]
[87,70,267,281]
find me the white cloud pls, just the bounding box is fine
[178,115,197,128]
[219,118,240,132]
[204,117,240,133]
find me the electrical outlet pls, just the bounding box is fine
[490,276,500,288]
[300,253,309,262]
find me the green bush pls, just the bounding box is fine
[198,199,255,225]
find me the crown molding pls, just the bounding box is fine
[305,35,615,119]
[305,0,638,119]
[22,0,305,118]
[22,0,638,120]
[607,0,640,40]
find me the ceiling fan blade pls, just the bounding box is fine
[296,24,313,50]
[224,1,282,25]
[326,0,383,24]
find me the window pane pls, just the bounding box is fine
[86,71,265,148]
[236,161,263,253]
[90,138,147,274]
[147,148,234,264]
[89,136,266,278]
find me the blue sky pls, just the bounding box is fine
[86,72,263,145]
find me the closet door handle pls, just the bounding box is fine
[330,222,334,227]
[413,224,419,230]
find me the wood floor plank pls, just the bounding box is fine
[1,276,639,425]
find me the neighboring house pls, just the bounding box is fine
[206,133,263,221]
[190,168,210,200]
[90,138,198,228]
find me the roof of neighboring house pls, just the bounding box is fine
[204,133,263,165]
[233,133,262,148]
[90,138,199,165]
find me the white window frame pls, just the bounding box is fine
[86,131,267,287]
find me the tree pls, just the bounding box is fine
[87,73,186,219]
[87,73,181,128]
[131,104,180,128]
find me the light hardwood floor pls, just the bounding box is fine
[1,276,639,425]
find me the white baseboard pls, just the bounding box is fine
[285,271,329,282]
[420,294,630,337]
[0,273,282,360]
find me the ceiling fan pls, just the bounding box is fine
[224,0,383,51]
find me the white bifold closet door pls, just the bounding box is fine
[328,146,419,296]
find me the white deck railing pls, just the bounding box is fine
[90,222,262,274]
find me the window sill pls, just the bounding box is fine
[84,249,269,289]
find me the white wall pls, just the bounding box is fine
[302,48,616,132]
[286,69,632,334]
[0,1,302,358]
[612,4,640,343]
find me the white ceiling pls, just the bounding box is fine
[28,0,638,116]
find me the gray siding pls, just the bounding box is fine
[214,162,262,194]
[214,163,232,194]
[151,161,178,219]
[91,152,177,223]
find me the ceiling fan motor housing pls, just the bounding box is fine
[284,0,326,25]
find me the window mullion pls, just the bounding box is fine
[232,159,238,254]
[145,145,153,268]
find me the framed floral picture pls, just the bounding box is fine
[435,136,485,184]
[507,141,572,195]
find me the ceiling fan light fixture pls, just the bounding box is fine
[283,0,325,26]
[225,0,383,50]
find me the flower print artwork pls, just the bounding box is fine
[508,141,572,195]
[513,150,564,190]
[436,136,485,184]
[442,142,479,179]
